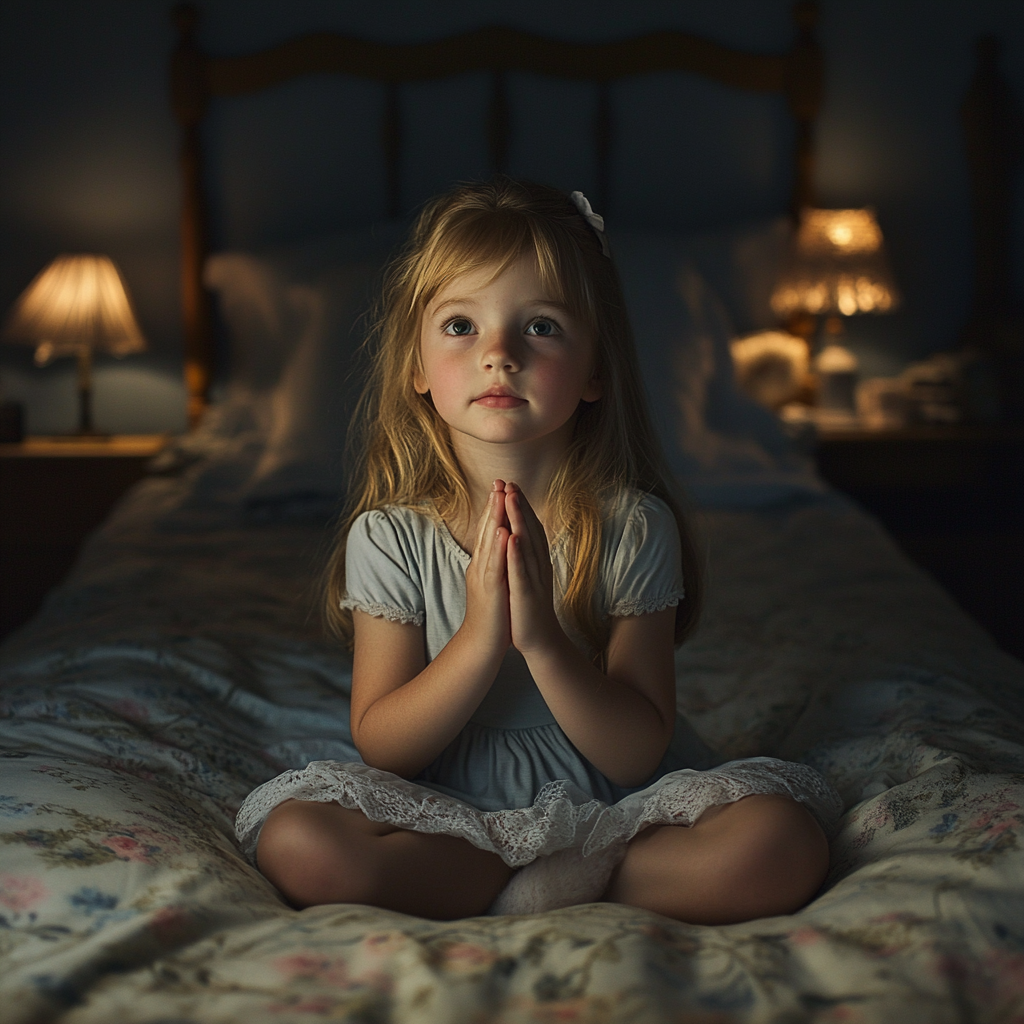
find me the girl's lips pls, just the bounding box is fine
[474,395,527,408]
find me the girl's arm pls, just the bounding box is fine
[349,485,512,777]
[505,486,677,787]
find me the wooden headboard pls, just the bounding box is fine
[170,2,823,427]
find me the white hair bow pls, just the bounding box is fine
[569,191,611,257]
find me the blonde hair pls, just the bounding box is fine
[325,178,702,658]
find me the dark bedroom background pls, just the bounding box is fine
[1,0,1021,435]
[1,0,1022,658]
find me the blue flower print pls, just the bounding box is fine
[69,888,118,914]
[0,795,35,817]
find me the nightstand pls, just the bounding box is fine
[0,435,169,639]
[814,425,1024,659]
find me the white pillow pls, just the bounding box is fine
[246,263,376,510]
[203,227,401,516]
[203,217,820,513]
[203,253,308,402]
[612,224,822,506]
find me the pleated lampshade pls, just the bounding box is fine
[3,254,147,434]
[5,254,147,363]
[771,208,900,319]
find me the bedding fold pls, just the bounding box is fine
[2,444,1022,1021]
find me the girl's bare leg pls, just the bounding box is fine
[256,799,514,919]
[605,795,829,924]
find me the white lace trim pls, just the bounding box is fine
[608,591,684,618]
[582,757,842,854]
[235,757,842,915]
[338,599,425,626]
[235,762,606,869]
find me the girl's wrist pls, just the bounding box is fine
[454,615,511,671]
[517,620,575,668]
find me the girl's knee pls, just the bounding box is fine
[734,795,829,877]
[609,795,829,923]
[714,795,829,912]
[256,800,379,908]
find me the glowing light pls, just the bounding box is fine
[3,254,147,434]
[770,208,898,319]
[5,254,146,359]
[730,330,810,409]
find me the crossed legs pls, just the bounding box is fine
[256,794,828,923]
[605,794,829,923]
[256,800,513,919]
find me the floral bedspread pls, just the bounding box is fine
[1,460,1023,1023]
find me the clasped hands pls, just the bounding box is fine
[462,479,564,658]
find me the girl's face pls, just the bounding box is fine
[414,255,602,450]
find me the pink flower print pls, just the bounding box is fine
[527,997,592,1022]
[100,835,152,862]
[127,826,176,850]
[986,950,1024,1000]
[433,941,498,976]
[275,953,351,987]
[790,927,824,946]
[149,906,192,945]
[363,931,407,959]
[268,996,340,1014]
[108,698,150,723]
[0,874,49,913]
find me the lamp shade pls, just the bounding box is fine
[771,208,899,318]
[4,254,147,364]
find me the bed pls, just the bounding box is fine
[2,5,1024,1022]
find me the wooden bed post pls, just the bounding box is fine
[961,36,1024,333]
[170,3,213,428]
[785,0,823,216]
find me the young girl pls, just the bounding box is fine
[235,179,841,922]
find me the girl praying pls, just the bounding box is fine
[235,178,840,922]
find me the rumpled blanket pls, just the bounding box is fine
[1,463,1022,1023]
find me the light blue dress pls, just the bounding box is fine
[339,490,704,811]
[234,489,842,911]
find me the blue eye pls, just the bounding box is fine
[444,318,474,336]
[526,319,559,337]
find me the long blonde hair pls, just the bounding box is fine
[325,178,702,658]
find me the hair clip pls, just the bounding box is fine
[569,191,611,257]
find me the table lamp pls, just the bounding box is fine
[3,254,147,436]
[770,207,899,339]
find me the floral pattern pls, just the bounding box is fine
[0,456,1022,1022]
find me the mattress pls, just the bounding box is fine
[2,437,1023,1022]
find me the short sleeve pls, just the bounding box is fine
[340,509,426,626]
[603,494,685,618]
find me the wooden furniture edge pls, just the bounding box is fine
[816,424,1024,444]
[0,435,171,458]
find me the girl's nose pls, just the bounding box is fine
[481,329,521,372]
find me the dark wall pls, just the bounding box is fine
[1,0,1021,433]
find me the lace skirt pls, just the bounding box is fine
[235,757,842,915]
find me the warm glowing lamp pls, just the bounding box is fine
[771,208,900,339]
[3,254,147,435]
